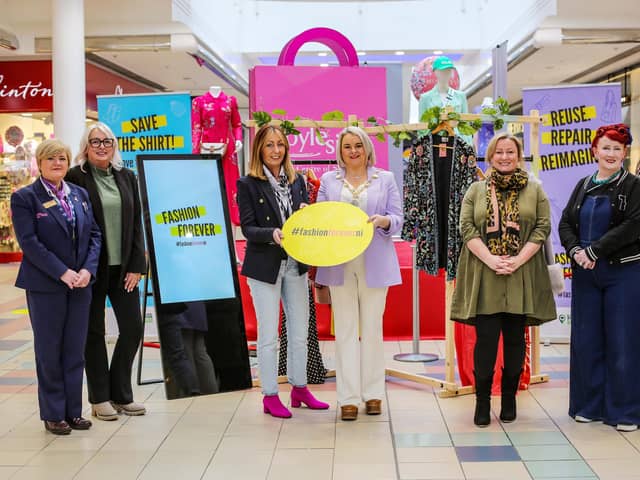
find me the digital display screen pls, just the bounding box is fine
[137,156,236,304]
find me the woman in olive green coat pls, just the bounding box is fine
[451,133,556,428]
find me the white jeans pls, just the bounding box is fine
[329,254,388,406]
[247,258,309,396]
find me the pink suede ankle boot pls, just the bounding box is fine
[290,386,330,410]
[263,394,292,418]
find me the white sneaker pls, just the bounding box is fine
[616,424,638,432]
[574,415,593,423]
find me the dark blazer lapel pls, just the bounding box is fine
[256,179,282,227]
[112,168,130,238]
[34,180,70,236]
[82,167,106,229]
[291,175,305,209]
[69,186,85,239]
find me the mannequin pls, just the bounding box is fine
[192,86,243,229]
[418,56,472,145]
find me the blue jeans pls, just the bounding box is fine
[247,258,309,395]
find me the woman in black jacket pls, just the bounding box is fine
[559,123,640,432]
[67,122,147,420]
[237,125,328,418]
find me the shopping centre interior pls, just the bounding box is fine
[1,1,640,479]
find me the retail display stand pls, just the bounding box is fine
[136,267,164,386]
[246,109,549,397]
[392,243,439,363]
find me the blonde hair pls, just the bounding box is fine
[485,133,525,175]
[36,139,71,170]
[74,122,123,171]
[248,125,296,183]
[336,126,376,168]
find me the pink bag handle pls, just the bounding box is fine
[278,28,359,67]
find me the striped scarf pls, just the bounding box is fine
[263,165,292,224]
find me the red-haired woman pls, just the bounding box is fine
[559,124,640,432]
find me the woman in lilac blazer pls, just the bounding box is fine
[316,126,403,421]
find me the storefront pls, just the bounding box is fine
[0,59,154,261]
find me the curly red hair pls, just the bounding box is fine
[591,123,632,149]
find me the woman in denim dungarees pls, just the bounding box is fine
[559,124,640,432]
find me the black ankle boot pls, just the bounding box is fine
[473,371,494,427]
[474,397,491,427]
[500,395,516,422]
[499,368,521,423]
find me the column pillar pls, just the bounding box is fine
[52,0,86,153]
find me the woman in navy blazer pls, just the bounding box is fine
[237,125,328,418]
[316,126,403,421]
[11,140,101,435]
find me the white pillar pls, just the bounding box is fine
[52,0,86,154]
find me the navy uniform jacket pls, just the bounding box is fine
[11,179,102,292]
[237,174,308,284]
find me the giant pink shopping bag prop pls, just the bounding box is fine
[249,28,388,178]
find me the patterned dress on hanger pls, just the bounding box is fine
[401,133,477,280]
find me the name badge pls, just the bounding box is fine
[43,200,57,209]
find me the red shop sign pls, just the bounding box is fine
[0,60,53,113]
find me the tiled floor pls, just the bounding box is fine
[0,264,638,479]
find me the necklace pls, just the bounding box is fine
[591,169,622,185]
[343,177,372,206]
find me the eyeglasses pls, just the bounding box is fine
[89,138,115,148]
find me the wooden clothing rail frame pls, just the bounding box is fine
[246,109,549,397]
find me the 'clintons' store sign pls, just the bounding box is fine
[0,60,154,113]
[0,60,53,112]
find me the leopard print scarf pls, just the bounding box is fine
[486,168,529,256]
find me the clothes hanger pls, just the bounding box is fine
[430,122,456,152]
[431,120,455,137]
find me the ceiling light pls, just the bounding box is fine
[318,52,328,57]
[395,51,405,55]
[433,50,443,55]
[21,113,33,117]
[357,51,366,56]
[320,63,329,67]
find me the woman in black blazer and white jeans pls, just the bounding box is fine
[237,125,328,418]
[66,122,147,420]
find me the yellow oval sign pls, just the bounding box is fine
[281,201,373,267]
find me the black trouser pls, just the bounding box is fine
[182,329,219,394]
[156,312,199,397]
[474,313,526,392]
[85,265,143,404]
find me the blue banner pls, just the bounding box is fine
[97,92,192,172]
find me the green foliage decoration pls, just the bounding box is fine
[251,97,511,148]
